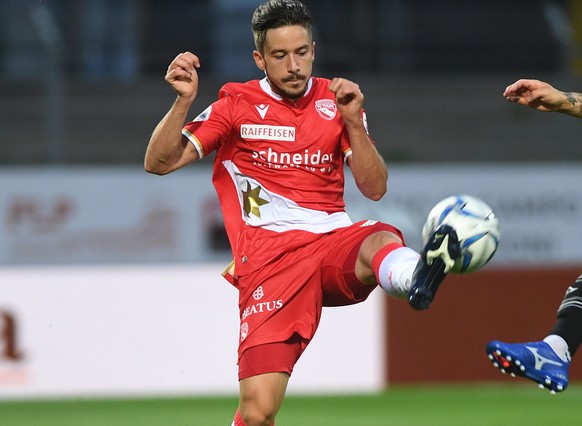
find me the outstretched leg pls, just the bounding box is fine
[354,224,460,308]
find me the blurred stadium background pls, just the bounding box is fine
[1,0,582,424]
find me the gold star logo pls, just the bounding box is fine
[242,181,269,218]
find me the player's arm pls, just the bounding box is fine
[503,79,582,119]
[145,52,202,175]
[329,78,387,201]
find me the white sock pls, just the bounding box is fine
[377,247,420,298]
[543,334,571,362]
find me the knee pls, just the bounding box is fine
[363,230,403,251]
[240,406,275,426]
[359,231,403,266]
[354,231,404,285]
[238,372,288,426]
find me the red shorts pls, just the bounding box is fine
[234,220,403,377]
[238,333,305,380]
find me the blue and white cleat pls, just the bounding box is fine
[407,224,461,310]
[486,340,570,394]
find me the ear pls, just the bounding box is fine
[253,50,265,71]
[312,41,316,62]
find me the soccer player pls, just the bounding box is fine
[486,78,582,393]
[145,1,459,424]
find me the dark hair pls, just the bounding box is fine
[251,0,313,53]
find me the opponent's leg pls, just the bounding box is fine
[485,275,582,393]
[549,275,582,357]
[485,340,570,394]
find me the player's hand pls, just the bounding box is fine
[502,79,563,112]
[165,52,200,100]
[329,78,364,126]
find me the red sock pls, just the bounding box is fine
[371,242,402,282]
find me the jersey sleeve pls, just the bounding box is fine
[182,91,235,158]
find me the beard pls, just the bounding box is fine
[268,73,308,101]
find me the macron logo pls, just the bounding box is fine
[256,104,269,119]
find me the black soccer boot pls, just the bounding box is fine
[407,224,461,310]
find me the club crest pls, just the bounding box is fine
[315,99,337,120]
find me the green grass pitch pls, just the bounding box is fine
[1,384,581,426]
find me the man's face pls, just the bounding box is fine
[253,25,315,101]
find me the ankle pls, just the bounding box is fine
[543,335,571,363]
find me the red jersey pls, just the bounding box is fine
[182,77,371,275]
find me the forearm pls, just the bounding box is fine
[559,91,582,118]
[145,95,198,175]
[346,122,388,201]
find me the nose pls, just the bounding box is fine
[287,54,299,73]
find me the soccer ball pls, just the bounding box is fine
[422,194,500,274]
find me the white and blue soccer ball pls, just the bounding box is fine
[422,194,500,274]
